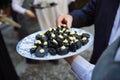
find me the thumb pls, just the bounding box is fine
[66,15,73,29]
[67,19,72,29]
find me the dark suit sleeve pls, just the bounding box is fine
[70,0,96,28]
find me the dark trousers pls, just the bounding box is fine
[0,31,19,80]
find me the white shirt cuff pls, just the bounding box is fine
[71,55,95,80]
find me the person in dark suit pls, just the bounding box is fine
[57,0,120,64]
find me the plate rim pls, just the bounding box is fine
[16,28,94,60]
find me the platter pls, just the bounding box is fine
[16,28,94,60]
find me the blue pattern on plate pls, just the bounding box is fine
[16,28,94,60]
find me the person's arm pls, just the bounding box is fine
[70,0,96,27]
[11,0,26,14]
[65,55,95,80]
[57,0,96,28]
[11,0,36,18]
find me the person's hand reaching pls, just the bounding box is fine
[25,10,36,18]
[57,14,73,29]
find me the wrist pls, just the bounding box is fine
[65,54,78,65]
[25,10,36,18]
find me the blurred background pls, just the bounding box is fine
[0,0,94,80]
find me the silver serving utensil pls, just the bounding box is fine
[31,2,57,9]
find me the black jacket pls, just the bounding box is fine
[70,0,120,64]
